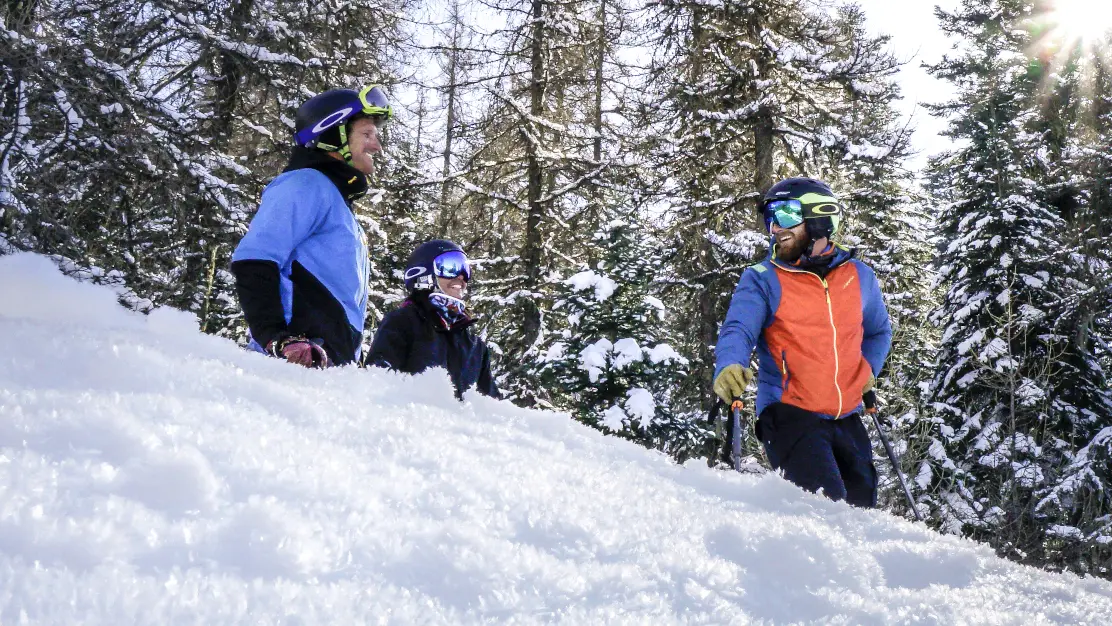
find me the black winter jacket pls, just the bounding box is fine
[365,294,500,399]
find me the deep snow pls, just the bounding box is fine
[1,252,1110,625]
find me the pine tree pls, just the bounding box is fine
[534,218,704,460]
[922,0,1112,573]
[1027,27,1112,578]
[435,0,642,403]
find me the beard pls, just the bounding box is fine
[774,230,809,262]
[350,152,375,176]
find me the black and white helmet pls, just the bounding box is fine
[404,239,472,293]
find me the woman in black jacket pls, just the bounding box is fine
[365,240,500,399]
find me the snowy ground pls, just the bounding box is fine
[1,252,1111,625]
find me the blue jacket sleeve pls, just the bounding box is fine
[856,261,892,376]
[232,171,330,266]
[714,265,773,379]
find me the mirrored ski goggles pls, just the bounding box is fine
[433,250,471,281]
[763,199,805,230]
[359,85,393,122]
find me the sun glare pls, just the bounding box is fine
[1048,0,1112,44]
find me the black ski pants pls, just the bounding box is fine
[756,402,877,507]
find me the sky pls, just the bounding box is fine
[2,251,1112,624]
[855,0,963,171]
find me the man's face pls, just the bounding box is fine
[437,275,467,300]
[771,221,809,262]
[347,117,382,175]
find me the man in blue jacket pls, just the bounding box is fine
[365,240,500,399]
[232,86,392,367]
[714,177,892,506]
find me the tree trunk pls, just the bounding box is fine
[440,0,462,214]
[587,0,606,242]
[749,9,775,215]
[212,0,253,148]
[521,0,546,345]
[196,0,252,326]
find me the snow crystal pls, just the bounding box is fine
[1017,378,1047,406]
[566,270,617,302]
[612,338,643,369]
[600,404,627,431]
[578,338,612,382]
[956,370,979,388]
[1048,525,1084,540]
[625,388,656,425]
[542,342,566,363]
[648,344,686,365]
[981,338,1008,361]
[915,462,934,490]
[1022,274,1045,289]
[957,330,985,356]
[842,139,891,160]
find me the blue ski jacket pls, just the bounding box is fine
[232,148,370,365]
[715,246,892,419]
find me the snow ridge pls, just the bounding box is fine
[1,252,1110,624]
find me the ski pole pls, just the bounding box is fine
[864,390,923,522]
[730,397,745,472]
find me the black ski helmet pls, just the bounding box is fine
[293,85,392,161]
[762,177,843,241]
[404,239,470,292]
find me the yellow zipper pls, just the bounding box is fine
[822,279,843,417]
[773,261,843,417]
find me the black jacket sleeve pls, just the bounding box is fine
[365,308,413,370]
[231,259,288,349]
[477,344,501,399]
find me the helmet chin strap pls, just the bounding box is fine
[337,124,353,162]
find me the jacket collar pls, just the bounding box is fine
[283,146,369,205]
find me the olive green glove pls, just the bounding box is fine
[863,374,876,394]
[713,364,754,404]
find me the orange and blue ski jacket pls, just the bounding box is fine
[714,247,892,419]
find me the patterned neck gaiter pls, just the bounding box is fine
[427,292,469,327]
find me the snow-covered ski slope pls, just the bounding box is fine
[1,252,1110,625]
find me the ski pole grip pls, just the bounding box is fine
[863,390,877,413]
[731,397,744,411]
